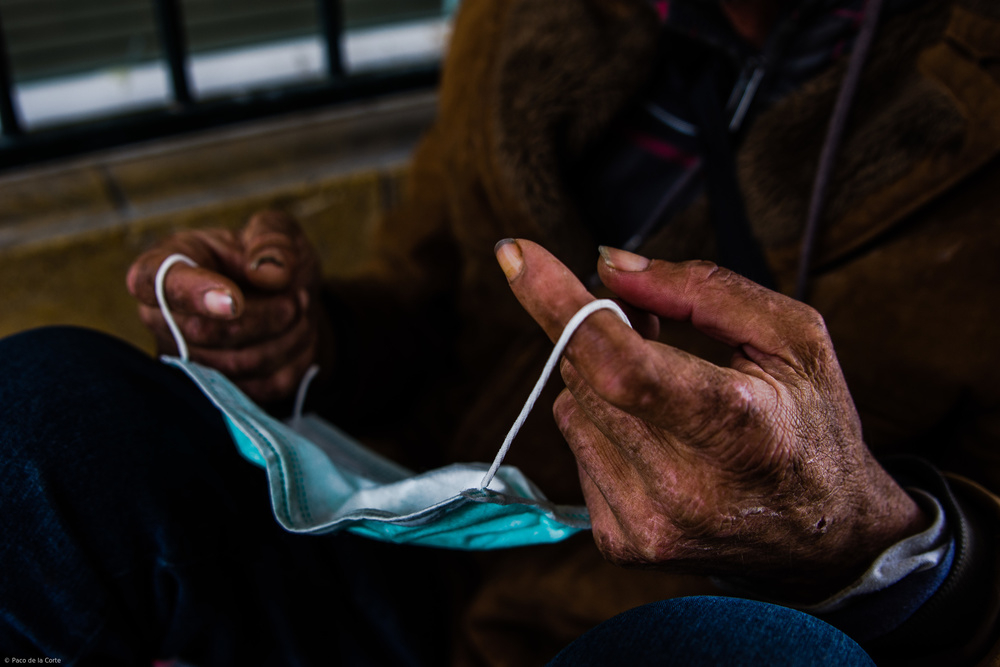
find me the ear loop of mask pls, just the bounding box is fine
[155,255,634,494]
[155,253,321,427]
[291,365,320,430]
[155,254,198,361]
[479,299,632,490]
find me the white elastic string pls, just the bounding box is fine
[155,254,323,420]
[291,364,321,430]
[479,299,633,489]
[155,254,198,361]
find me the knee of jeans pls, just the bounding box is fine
[0,327,154,445]
[0,326,226,511]
[0,324,231,467]
[549,596,875,667]
[0,326,145,392]
[1,325,139,364]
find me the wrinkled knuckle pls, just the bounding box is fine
[693,378,759,440]
[552,391,577,433]
[796,303,830,340]
[787,306,838,372]
[681,259,722,281]
[680,260,748,298]
[558,357,574,384]
[595,356,659,411]
[720,379,755,415]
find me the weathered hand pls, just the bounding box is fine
[495,239,927,600]
[127,210,330,404]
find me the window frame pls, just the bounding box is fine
[0,0,441,172]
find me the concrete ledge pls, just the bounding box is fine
[0,90,436,350]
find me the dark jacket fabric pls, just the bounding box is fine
[319,0,1000,663]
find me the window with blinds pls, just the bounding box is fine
[1,0,441,84]
[0,0,449,168]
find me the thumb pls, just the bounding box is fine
[241,210,304,290]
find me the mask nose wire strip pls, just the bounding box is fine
[155,253,198,362]
[479,299,633,490]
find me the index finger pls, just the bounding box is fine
[495,238,637,356]
[495,239,735,418]
[596,246,834,371]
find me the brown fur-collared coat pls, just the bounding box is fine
[320,0,1000,664]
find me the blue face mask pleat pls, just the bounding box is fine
[154,254,629,550]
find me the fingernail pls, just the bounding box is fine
[204,290,235,316]
[298,288,309,311]
[250,252,286,271]
[599,246,651,272]
[495,238,524,280]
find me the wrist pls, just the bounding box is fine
[815,456,932,597]
[720,487,941,607]
[742,463,930,603]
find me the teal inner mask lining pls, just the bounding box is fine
[155,253,630,549]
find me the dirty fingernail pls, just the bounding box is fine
[495,238,524,280]
[599,246,651,272]
[204,289,235,316]
[250,251,286,271]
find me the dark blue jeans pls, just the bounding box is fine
[1,327,874,666]
[549,596,874,666]
[0,327,455,666]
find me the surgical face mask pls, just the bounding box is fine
[155,254,631,550]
